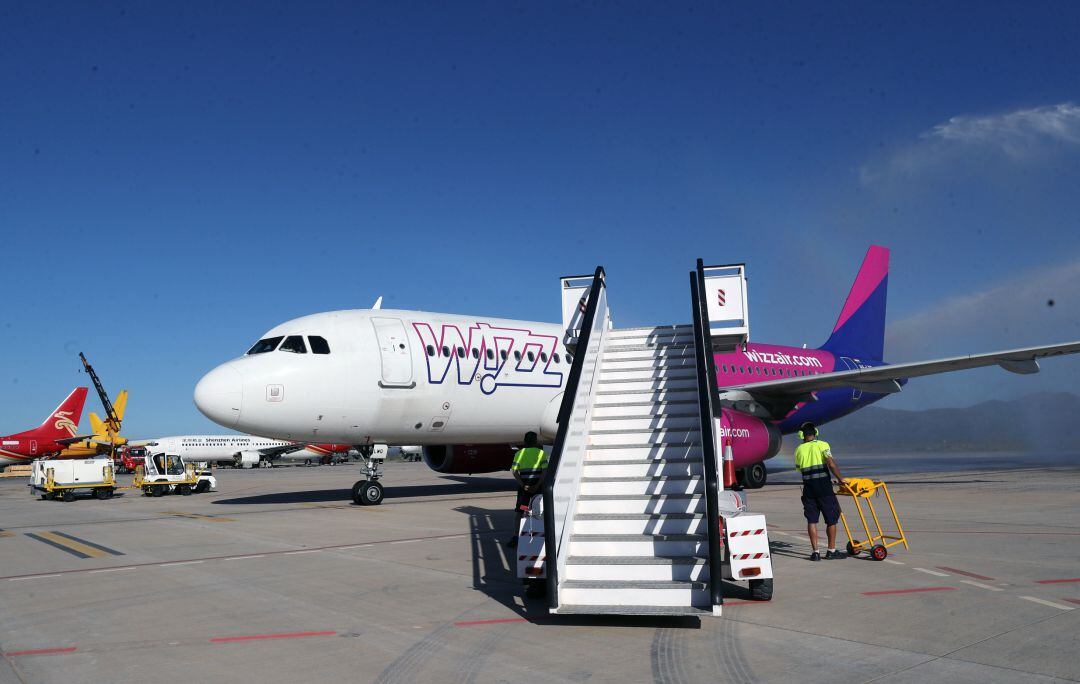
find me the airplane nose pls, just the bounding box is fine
[194,365,243,428]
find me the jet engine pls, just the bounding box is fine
[234,451,261,469]
[422,444,517,474]
[719,408,783,469]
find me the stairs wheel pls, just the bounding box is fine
[744,463,767,489]
[749,578,773,601]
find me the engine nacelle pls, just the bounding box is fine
[719,408,782,468]
[234,451,261,469]
[422,444,516,474]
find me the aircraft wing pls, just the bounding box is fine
[53,435,97,446]
[727,340,1080,400]
[256,443,304,459]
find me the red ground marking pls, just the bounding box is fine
[455,618,528,627]
[210,630,337,644]
[1063,599,1080,606]
[937,566,995,581]
[1035,578,1080,585]
[861,587,957,596]
[3,647,77,657]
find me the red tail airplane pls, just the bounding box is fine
[0,388,90,467]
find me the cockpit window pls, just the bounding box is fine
[309,336,330,354]
[279,335,307,354]
[247,336,283,355]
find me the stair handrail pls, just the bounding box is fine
[690,260,725,613]
[544,265,607,611]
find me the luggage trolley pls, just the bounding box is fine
[836,477,908,561]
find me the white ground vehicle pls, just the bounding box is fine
[134,452,216,497]
[30,458,116,501]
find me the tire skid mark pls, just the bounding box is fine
[651,627,692,683]
[374,622,455,683]
[713,619,754,684]
[456,624,506,684]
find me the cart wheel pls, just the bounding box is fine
[177,484,192,496]
[749,578,774,601]
[142,487,153,497]
[95,488,110,500]
[870,544,888,561]
[152,486,165,497]
[40,494,47,501]
[195,480,209,494]
[846,541,859,557]
[62,490,77,502]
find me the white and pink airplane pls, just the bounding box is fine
[194,247,1080,503]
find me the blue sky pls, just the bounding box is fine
[3,2,1080,436]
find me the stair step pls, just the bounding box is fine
[582,461,704,480]
[585,445,703,461]
[558,579,710,607]
[553,605,712,616]
[608,325,693,337]
[602,349,697,362]
[573,512,704,535]
[588,430,700,446]
[600,368,697,379]
[580,476,703,496]
[603,357,697,371]
[576,494,706,514]
[597,377,697,392]
[589,414,701,431]
[569,532,707,556]
[593,389,697,403]
[567,554,706,563]
[583,458,701,466]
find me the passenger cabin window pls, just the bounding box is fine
[472,348,480,359]
[426,345,435,357]
[442,346,450,357]
[279,335,307,354]
[309,336,331,354]
[457,346,465,358]
[486,349,495,360]
[553,353,561,364]
[247,336,283,355]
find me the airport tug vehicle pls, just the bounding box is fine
[516,263,774,615]
[30,458,117,501]
[134,452,216,496]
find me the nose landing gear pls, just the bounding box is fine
[351,444,388,505]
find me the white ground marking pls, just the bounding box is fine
[89,567,136,574]
[390,539,421,544]
[159,560,204,567]
[883,559,905,565]
[8,574,60,581]
[914,567,949,577]
[959,580,1003,592]
[1019,596,1074,610]
[283,550,321,555]
[224,555,266,561]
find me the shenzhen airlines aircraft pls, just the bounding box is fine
[143,435,353,468]
[0,388,90,467]
[194,246,1080,499]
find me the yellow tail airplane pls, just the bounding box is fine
[59,389,129,458]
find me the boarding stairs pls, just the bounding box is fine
[557,324,713,615]
[536,262,770,617]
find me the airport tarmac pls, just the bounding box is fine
[0,456,1077,684]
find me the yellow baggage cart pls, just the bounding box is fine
[836,477,908,561]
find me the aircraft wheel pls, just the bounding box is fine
[744,463,767,489]
[749,578,773,601]
[870,544,888,561]
[358,480,384,506]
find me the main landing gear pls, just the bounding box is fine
[351,444,388,505]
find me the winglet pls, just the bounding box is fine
[372,296,383,310]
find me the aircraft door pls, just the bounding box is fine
[839,357,862,401]
[30,440,37,455]
[371,317,415,388]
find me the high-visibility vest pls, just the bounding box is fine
[794,439,832,483]
[511,447,548,477]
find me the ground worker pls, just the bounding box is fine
[794,421,845,561]
[506,431,548,549]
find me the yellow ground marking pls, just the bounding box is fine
[161,511,235,522]
[32,531,112,558]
